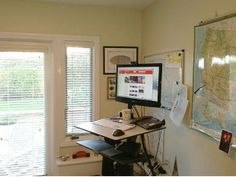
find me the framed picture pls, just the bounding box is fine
[107,77,116,100]
[219,130,232,153]
[103,46,138,74]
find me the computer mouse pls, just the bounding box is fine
[112,129,125,136]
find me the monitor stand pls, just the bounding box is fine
[128,103,134,120]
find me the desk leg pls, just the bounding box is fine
[103,138,133,176]
[141,134,156,176]
[102,157,115,176]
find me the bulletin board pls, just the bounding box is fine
[145,49,185,109]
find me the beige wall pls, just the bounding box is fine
[0,0,142,118]
[142,0,236,175]
[0,0,142,175]
[1,0,236,175]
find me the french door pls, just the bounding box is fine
[0,50,46,175]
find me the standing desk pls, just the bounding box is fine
[75,120,166,175]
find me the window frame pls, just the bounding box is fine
[0,32,100,174]
[63,37,100,137]
[0,38,52,176]
[64,41,99,135]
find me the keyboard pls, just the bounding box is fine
[94,119,135,131]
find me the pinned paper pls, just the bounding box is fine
[169,96,188,126]
[169,84,188,126]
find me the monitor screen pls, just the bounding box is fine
[115,63,162,107]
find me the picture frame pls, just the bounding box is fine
[107,77,116,100]
[103,46,138,74]
[219,130,232,153]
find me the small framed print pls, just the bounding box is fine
[219,130,232,153]
[103,46,138,74]
[107,77,116,100]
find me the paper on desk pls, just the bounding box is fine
[169,96,188,126]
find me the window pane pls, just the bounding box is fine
[0,52,46,175]
[66,47,93,134]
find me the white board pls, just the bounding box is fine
[145,50,184,109]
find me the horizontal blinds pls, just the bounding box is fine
[66,46,93,134]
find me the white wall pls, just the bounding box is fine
[142,0,236,175]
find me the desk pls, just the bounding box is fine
[75,119,165,175]
[75,121,164,141]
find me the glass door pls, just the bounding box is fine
[0,51,46,175]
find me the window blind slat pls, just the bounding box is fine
[66,46,93,134]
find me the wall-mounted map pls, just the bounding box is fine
[192,13,236,146]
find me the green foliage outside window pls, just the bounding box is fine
[0,68,43,100]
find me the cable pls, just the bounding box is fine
[132,105,169,175]
[153,160,171,175]
[162,130,165,161]
[154,130,162,162]
[134,162,149,176]
[140,106,143,117]
[136,106,140,117]
[146,134,151,155]
[141,106,144,117]
[131,107,137,118]
[140,131,164,176]
[132,105,140,118]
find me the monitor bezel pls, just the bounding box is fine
[115,63,162,108]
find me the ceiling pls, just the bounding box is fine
[33,0,156,10]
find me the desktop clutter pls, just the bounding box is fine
[108,108,166,137]
[111,108,132,136]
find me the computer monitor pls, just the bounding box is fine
[115,63,162,108]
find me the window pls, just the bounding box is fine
[65,43,95,135]
[0,33,100,175]
[0,51,46,175]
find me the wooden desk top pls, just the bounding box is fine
[75,120,165,141]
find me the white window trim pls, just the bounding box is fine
[0,38,53,175]
[0,32,100,175]
[64,39,100,121]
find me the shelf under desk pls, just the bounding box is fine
[100,149,145,165]
[75,120,166,176]
[77,140,113,154]
[77,140,146,166]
